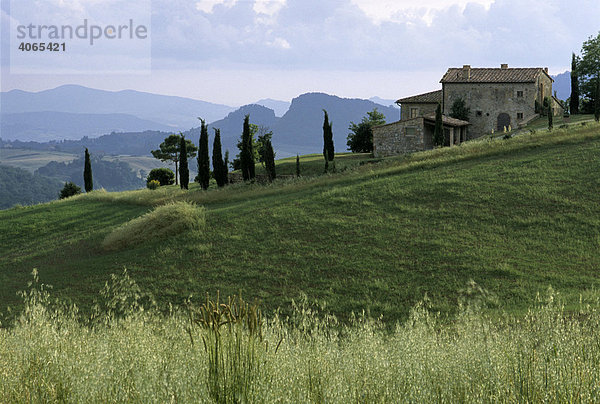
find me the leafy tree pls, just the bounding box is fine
[240,115,256,181]
[146,168,174,186]
[296,154,300,177]
[197,119,210,190]
[347,108,386,153]
[59,182,81,199]
[433,104,444,147]
[256,128,275,167]
[449,98,470,121]
[263,139,276,182]
[548,104,553,130]
[83,148,93,192]
[322,110,334,162]
[0,165,63,209]
[212,128,227,187]
[578,32,600,114]
[179,135,190,189]
[151,134,197,185]
[570,53,580,115]
[233,124,260,170]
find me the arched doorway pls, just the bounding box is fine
[497,113,511,132]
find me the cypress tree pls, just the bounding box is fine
[241,115,255,181]
[197,119,210,190]
[595,79,600,122]
[83,148,93,192]
[179,135,189,189]
[433,104,444,146]
[224,150,229,184]
[264,139,276,182]
[570,53,580,115]
[548,104,553,130]
[322,110,334,162]
[212,128,226,187]
[296,154,300,177]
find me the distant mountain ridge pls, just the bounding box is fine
[1,85,236,130]
[0,111,175,142]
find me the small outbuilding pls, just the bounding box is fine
[372,114,470,158]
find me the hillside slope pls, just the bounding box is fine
[1,125,599,322]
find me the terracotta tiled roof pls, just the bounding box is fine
[441,67,549,83]
[396,90,442,104]
[423,114,470,127]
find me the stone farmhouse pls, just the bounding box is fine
[373,64,564,157]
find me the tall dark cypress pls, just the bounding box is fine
[296,154,300,177]
[595,79,600,122]
[224,150,229,184]
[179,135,189,189]
[197,119,210,190]
[548,104,553,130]
[570,53,580,115]
[264,139,276,182]
[212,128,226,187]
[241,115,250,181]
[241,115,255,180]
[322,110,334,162]
[433,104,444,146]
[83,148,93,192]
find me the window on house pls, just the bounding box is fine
[517,91,524,97]
[410,108,418,118]
[517,112,524,120]
[476,111,483,117]
[405,127,417,136]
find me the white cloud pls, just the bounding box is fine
[195,0,238,14]
[268,37,290,49]
[253,0,286,16]
[350,0,494,24]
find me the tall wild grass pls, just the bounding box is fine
[2,271,600,402]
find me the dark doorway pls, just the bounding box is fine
[497,113,511,132]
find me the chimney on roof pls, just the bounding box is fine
[462,65,471,80]
[501,64,508,70]
[544,67,549,74]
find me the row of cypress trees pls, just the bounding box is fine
[194,119,229,190]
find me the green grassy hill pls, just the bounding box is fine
[1,124,599,322]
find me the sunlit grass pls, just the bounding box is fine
[2,273,600,403]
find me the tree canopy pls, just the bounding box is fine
[151,134,197,185]
[577,32,600,114]
[449,98,470,122]
[347,108,386,153]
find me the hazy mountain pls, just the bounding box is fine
[271,93,400,156]
[0,85,235,131]
[254,99,291,117]
[551,72,570,101]
[369,96,400,109]
[3,92,402,160]
[0,111,175,142]
[207,104,280,156]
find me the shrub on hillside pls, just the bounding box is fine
[59,182,81,199]
[147,168,175,187]
[147,180,160,190]
[102,201,205,251]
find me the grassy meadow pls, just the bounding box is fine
[1,122,599,322]
[1,121,600,401]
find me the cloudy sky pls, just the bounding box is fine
[1,0,598,106]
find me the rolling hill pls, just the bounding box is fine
[1,122,598,323]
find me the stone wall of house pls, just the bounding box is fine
[443,82,540,137]
[373,119,426,157]
[400,103,438,121]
